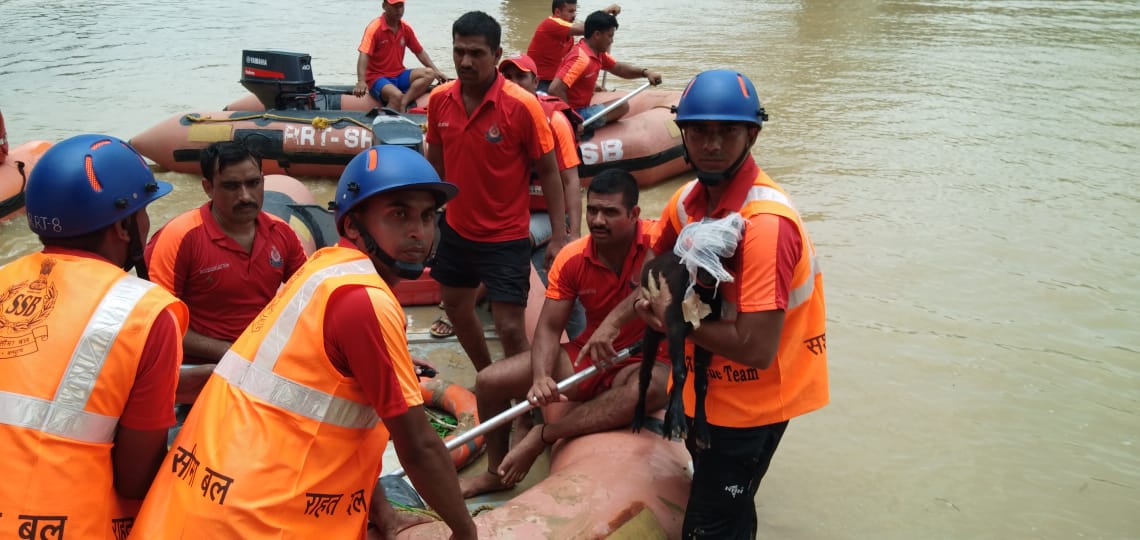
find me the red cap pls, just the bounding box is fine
[499,53,537,75]
[385,0,405,4]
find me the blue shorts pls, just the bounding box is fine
[369,69,413,100]
[575,104,609,128]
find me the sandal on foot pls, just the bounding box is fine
[430,314,454,339]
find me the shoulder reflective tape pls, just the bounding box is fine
[252,259,376,370]
[215,350,380,430]
[787,256,821,310]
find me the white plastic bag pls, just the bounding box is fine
[672,213,747,326]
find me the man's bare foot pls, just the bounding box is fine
[497,426,547,486]
[459,470,514,498]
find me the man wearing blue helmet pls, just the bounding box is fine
[131,145,476,539]
[0,134,189,538]
[588,70,830,538]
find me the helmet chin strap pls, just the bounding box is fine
[123,214,149,280]
[349,215,425,280]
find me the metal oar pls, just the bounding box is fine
[385,343,642,479]
[380,343,642,509]
[580,82,652,129]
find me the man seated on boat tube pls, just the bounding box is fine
[499,52,588,340]
[145,141,307,405]
[353,0,448,112]
[547,10,663,128]
[460,168,669,497]
[526,0,622,93]
[130,145,476,539]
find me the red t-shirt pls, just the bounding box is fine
[527,16,575,81]
[546,221,650,353]
[651,159,802,312]
[41,247,182,431]
[426,76,554,242]
[555,39,617,109]
[323,284,423,417]
[530,108,581,211]
[145,203,307,363]
[357,16,425,85]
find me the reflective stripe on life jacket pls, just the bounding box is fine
[0,276,154,443]
[0,251,187,540]
[131,247,397,539]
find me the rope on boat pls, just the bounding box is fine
[183,112,373,131]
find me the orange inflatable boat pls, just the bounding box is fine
[0,140,53,224]
[221,72,690,188]
[130,109,424,178]
[392,414,690,539]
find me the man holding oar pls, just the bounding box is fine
[548,10,663,128]
[526,1,622,93]
[130,146,476,539]
[460,169,669,497]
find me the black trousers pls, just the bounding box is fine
[682,420,789,539]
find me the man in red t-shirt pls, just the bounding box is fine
[352,0,447,112]
[426,12,567,373]
[526,1,621,93]
[146,142,307,403]
[548,10,662,128]
[458,169,669,497]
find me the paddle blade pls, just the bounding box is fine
[381,475,426,510]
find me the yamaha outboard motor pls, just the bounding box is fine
[240,50,317,110]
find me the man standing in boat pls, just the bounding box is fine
[593,69,830,539]
[0,134,188,538]
[145,141,307,405]
[426,11,568,372]
[526,1,622,93]
[547,10,662,128]
[130,145,477,539]
[498,52,587,340]
[460,169,670,497]
[352,0,448,112]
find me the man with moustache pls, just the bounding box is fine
[146,141,306,404]
[130,145,477,539]
[459,169,669,497]
[425,11,567,372]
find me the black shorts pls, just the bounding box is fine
[430,218,531,306]
[682,420,789,540]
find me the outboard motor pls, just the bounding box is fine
[240,50,317,110]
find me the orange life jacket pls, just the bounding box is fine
[662,168,829,428]
[0,251,187,540]
[130,246,400,540]
[529,95,582,211]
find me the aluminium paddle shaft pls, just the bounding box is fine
[386,343,642,479]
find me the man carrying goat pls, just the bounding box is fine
[585,69,830,540]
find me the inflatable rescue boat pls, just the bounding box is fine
[134,50,689,186]
[0,112,52,223]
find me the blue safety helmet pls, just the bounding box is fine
[674,69,769,126]
[25,134,172,238]
[332,145,458,234]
